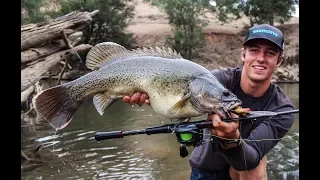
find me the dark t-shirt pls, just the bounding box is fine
[188,67,295,177]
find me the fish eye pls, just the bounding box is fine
[223,89,229,96]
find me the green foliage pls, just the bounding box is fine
[203,0,297,26]
[55,0,135,48]
[21,0,47,24]
[146,0,207,59]
[243,0,296,26]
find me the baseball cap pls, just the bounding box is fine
[243,24,284,50]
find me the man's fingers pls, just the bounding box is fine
[217,119,239,134]
[122,92,150,106]
[123,96,131,103]
[145,99,151,105]
[130,92,142,104]
[211,128,217,136]
[210,113,239,135]
[230,112,239,119]
[211,114,221,127]
[138,93,149,106]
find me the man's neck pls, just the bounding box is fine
[240,73,271,98]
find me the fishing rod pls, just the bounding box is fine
[95,109,299,157]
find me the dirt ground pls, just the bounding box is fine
[126,0,299,70]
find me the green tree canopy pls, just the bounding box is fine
[21,0,47,24]
[146,0,208,59]
[56,0,135,48]
[204,0,297,26]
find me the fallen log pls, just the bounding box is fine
[21,31,83,64]
[21,85,35,106]
[21,151,31,162]
[21,42,64,64]
[21,44,92,92]
[21,10,98,51]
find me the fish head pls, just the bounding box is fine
[189,74,242,118]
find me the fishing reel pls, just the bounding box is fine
[172,123,204,158]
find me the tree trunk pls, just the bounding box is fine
[20,10,99,118]
[21,44,92,92]
[21,85,35,106]
[21,31,83,64]
[268,14,274,26]
[21,10,99,51]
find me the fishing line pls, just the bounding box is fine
[242,141,250,179]
[32,108,61,173]
[52,128,61,173]
[200,132,299,142]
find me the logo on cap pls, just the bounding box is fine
[252,29,278,37]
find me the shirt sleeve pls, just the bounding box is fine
[221,92,296,171]
[210,67,234,89]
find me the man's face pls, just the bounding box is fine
[241,39,283,82]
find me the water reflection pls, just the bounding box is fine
[266,83,299,180]
[21,83,299,180]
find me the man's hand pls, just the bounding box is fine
[209,113,240,148]
[123,92,151,106]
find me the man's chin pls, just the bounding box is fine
[249,74,268,82]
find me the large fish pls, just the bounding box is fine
[33,42,242,130]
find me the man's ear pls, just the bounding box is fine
[277,55,284,67]
[241,48,245,62]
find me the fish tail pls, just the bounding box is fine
[32,84,81,130]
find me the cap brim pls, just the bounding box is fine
[243,37,283,50]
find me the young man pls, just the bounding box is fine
[122,24,295,180]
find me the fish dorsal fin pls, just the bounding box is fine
[86,42,183,70]
[131,46,183,59]
[86,42,131,70]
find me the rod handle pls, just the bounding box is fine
[95,131,124,141]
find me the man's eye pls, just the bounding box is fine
[249,49,258,52]
[268,51,276,56]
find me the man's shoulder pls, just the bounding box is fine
[210,67,242,89]
[210,67,241,74]
[210,67,242,80]
[270,83,294,108]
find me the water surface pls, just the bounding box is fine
[21,83,299,180]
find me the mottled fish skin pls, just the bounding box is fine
[32,42,242,130]
[65,56,209,119]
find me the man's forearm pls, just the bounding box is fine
[221,140,261,171]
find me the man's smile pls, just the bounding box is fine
[252,65,266,70]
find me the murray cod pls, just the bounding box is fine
[33,42,242,130]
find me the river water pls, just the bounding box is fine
[21,83,299,180]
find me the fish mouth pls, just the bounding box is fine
[213,108,228,119]
[211,101,242,119]
[221,101,243,118]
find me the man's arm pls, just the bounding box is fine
[220,105,295,171]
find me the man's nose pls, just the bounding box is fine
[256,51,266,62]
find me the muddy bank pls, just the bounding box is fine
[129,23,299,83]
[126,0,299,83]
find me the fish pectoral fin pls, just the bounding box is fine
[93,93,121,116]
[168,94,190,114]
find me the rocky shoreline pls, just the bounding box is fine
[273,63,299,83]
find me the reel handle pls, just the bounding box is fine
[95,131,124,141]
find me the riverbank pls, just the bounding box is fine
[126,0,299,83]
